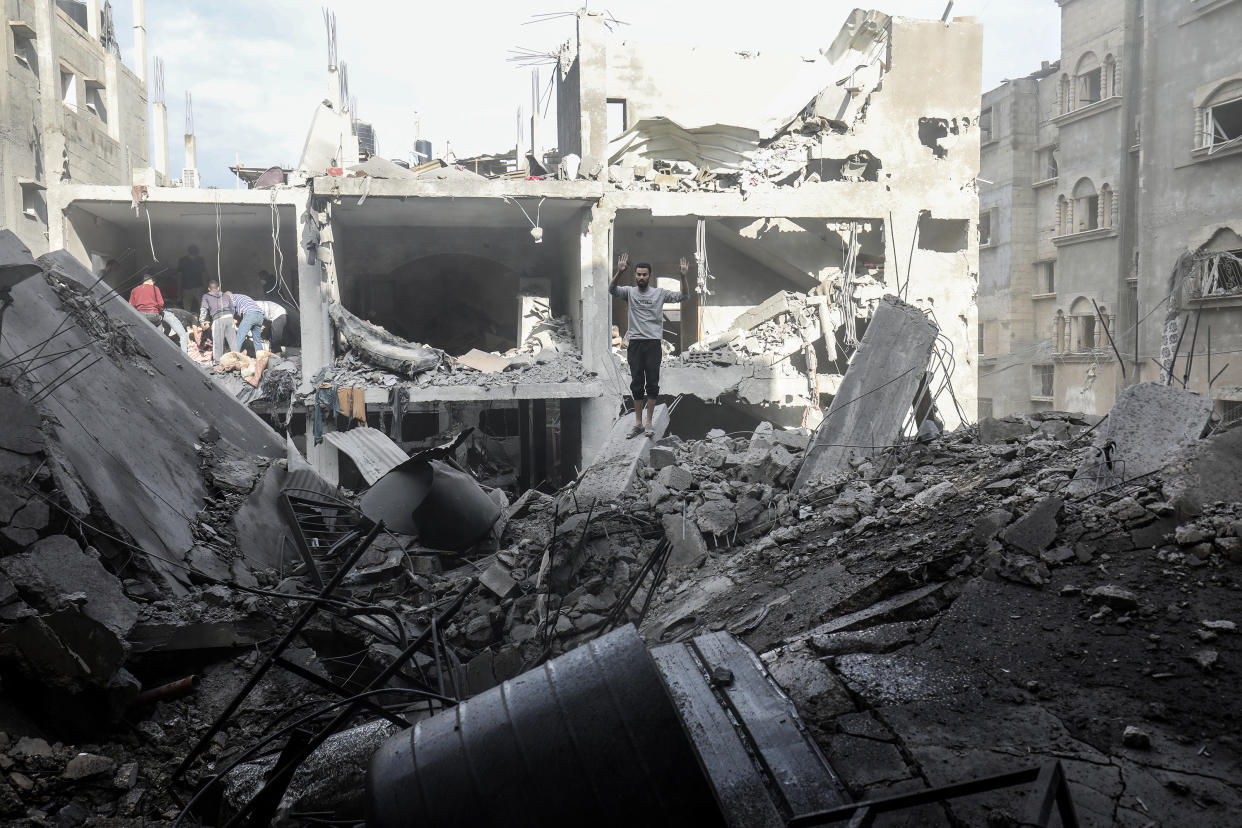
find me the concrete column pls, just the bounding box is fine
[184,134,197,174]
[530,67,542,169]
[578,203,620,462]
[152,103,168,179]
[86,0,101,40]
[131,0,147,83]
[575,10,608,169]
[297,197,328,393]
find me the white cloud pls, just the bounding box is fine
[109,1,1059,187]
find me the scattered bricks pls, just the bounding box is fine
[978,417,1032,444]
[1087,584,1139,612]
[1122,725,1152,750]
[656,465,693,491]
[1000,497,1062,554]
[63,753,116,781]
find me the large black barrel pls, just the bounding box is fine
[366,625,725,827]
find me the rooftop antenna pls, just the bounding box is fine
[185,90,194,136]
[940,1,954,23]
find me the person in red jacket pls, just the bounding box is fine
[128,275,164,327]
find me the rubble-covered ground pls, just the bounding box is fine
[2,246,1240,825]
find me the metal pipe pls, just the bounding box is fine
[134,675,199,705]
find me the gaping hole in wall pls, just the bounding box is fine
[359,254,520,355]
[917,211,969,253]
[918,117,960,159]
[1191,227,1242,297]
[807,151,882,182]
[667,397,764,441]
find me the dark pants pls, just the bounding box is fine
[627,338,662,400]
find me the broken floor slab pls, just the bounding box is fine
[794,295,937,490]
[1068,382,1214,496]
[570,405,670,508]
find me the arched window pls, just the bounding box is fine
[1075,52,1102,108]
[1195,77,1242,152]
[1103,54,1119,97]
[1072,178,1099,232]
[1069,297,1097,352]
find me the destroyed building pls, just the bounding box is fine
[11,5,1239,828]
[37,8,984,488]
[978,0,1242,422]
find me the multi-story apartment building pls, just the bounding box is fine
[979,0,1242,423]
[2,0,150,255]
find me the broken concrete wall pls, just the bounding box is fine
[794,296,938,489]
[4,249,292,592]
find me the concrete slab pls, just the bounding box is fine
[570,404,669,508]
[1067,383,1214,496]
[6,251,288,593]
[1157,423,1242,517]
[794,296,937,490]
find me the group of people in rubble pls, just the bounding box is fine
[123,245,298,364]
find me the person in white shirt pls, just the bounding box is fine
[255,300,288,352]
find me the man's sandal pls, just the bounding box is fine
[644,425,655,438]
[626,424,645,439]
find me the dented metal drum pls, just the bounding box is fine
[411,460,501,550]
[365,625,725,828]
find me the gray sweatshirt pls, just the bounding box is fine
[610,284,684,341]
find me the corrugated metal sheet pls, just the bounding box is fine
[323,427,409,485]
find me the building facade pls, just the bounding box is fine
[2,0,149,255]
[980,0,1242,422]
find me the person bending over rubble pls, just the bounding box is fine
[127,274,165,328]
[225,291,267,357]
[199,279,236,362]
[609,251,690,438]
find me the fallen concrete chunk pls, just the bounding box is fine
[328,302,442,377]
[0,535,138,688]
[978,417,1032,444]
[1159,422,1242,516]
[694,500,738,537]
[0,388,45,456]
[1068,383,1213,496]
[1000,496,1062,554]
[794,296,937,490]
[663,514,709,570]
[656,464,693,491]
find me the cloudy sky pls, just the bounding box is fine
[108,1,1060,187]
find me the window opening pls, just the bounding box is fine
[1205,97,1242,153]
[1034,364,1054,398]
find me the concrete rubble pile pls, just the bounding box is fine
[0,239,1239,825]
